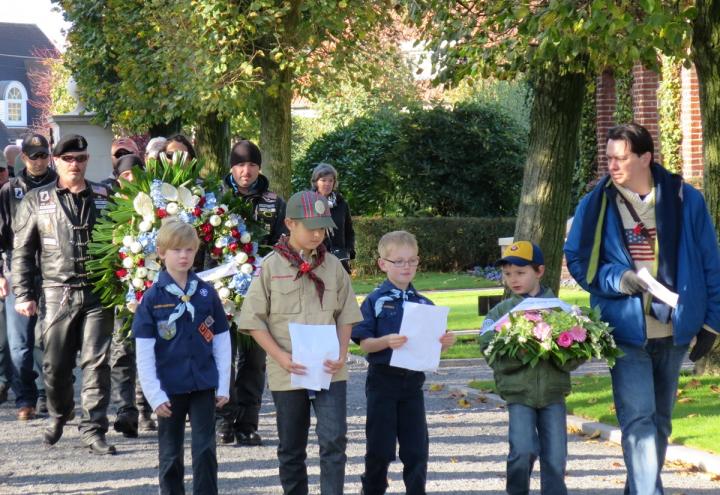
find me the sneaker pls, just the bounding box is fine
[36,396,48,415]
[236,430,262,446]
[18,406,36,421]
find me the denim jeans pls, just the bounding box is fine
[157,388,217,495]
[362,364,428,495]
[506,402,568,495]
[610,337,688,495]
[5,287,42,408]
[0,297,11,390]
[272,381,347,495]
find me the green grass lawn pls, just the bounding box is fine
[352,271,499,294]
[469,372,720,454]
[349,287,591,359]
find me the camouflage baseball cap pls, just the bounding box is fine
[286,190,337,230]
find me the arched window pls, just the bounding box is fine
[4,82,27,126]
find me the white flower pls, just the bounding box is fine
[126,301,138,313]
[139,220,153,232]
[122,235,134,247]
[209,214,222,227]
[541,341,552,351]
[518,336,527,344]
[218,287,231,299]
[240,232,252,244]
[234,252,248,264]
[165,202,179,215]
[214,238,225,248]
[132,278,144,289]
[130,241,143,254]
[147,270,158,281]
[122,257,135,269]
[240,263,254,275]
[136,267,148,279]
[191,186,204,196]
[224,220,236,228]
[214,281,224,289]
[218,204,228,212]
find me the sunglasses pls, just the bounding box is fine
[59,154,89,163]
[29,152,49,160]
[113,149,132,159]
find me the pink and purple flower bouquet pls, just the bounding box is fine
[483,305,622,368]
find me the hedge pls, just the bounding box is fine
[351,217,516,275]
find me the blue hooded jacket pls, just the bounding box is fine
[564,164,720,346]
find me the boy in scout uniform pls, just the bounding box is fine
[239,190,363,495]
[133,220,231,495]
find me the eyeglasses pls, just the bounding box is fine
[29,152,49,160]
[113,149,132,159]
[59,154,89,163]
[382,257,420,268]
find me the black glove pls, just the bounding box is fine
[689,329,718,362]
[618,270,648,295]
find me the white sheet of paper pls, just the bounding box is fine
[197,261,238,282]
[389,302,449,372]
[289,323,339,391]
[493,297,574,330]
[637,268,679,308]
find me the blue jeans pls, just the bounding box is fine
[506,402,568,495]
[157,388,217,495]
[610,337,688,495]
[5,288,43,408]
[0,297,12,390]
[272,381,347,495]
[362,364,428,495]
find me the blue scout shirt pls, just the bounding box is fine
[351,280,433,365]
[132,270,229,395]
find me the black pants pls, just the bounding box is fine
[42,286,113,442]
[217,332,265,433]
[362,364,428,495]
[110,323,152,421]
[158,389,217,495]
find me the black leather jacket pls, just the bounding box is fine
[11,179,110,303]
[223,173,287,247]
[0,167,58,273]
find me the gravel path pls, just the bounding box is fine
[1,362,718,494]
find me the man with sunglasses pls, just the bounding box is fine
[11,134,116,455]
[101,137,140,188]
[0,133,56,421]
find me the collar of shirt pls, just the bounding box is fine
[376,279,417,298]
[156,269,201,290]
[56,179,90,197]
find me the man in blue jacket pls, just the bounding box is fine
[565,123,720,495]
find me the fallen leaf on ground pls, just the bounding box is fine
[677,397,694,404]
[448,390,467,399]
[429,383,445,392]
[587,397,598,404]
[710,384,720,394]
[457,398,471,408]
[612,462,623,468]
[475,395,487,403]
[587,430,601,439]
[686,378,702,389]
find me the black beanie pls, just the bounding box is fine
[229,140,261,168]
[53,134,88,156]
[115,154,145,177]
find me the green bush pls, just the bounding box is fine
[351,217,516,275]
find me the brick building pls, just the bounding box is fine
[595,63,704,184]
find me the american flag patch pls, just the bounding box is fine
[625,227,656,262]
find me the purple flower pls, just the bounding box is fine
[533,322,552,341]
[557,332,574,348]
[524,311,543,322]
[569,325,587,343]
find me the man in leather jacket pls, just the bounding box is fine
[11,134,116,455]
[0,133,56,421]
[216,140,287,447]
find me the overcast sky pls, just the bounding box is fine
[1,0,70,49]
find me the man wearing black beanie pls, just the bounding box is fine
[217,140,287,447]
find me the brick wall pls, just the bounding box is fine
[631,64,662,164]
[595,70,616,175]
[681,64,704,186]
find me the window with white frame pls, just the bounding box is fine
[4,82,27,126]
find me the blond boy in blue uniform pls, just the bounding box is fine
[133,220,231,495]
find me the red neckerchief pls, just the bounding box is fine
[273,235,327,306]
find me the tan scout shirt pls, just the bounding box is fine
[238,251,363,391]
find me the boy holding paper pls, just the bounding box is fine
[352,230,455,495]
[238,190,362,495]
[480,241,581,495]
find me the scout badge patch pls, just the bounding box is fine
[158,320,177,340]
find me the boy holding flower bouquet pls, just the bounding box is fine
[480,241,583,495]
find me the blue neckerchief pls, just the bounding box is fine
[164,278,198,325]
[373,283,415,317]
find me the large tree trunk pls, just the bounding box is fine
[693,0,720,375]
[258,60,293,200]
[514,70,587,294]
[195,112,230,177]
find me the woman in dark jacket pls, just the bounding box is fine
[311,163,355,273]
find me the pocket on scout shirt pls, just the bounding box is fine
[321,278,339,313]
[270,279,301,314]
[157,320,177,341]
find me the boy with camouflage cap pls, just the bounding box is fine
[238,190,363,495]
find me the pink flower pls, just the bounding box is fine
[557,332,574,348]
[569,326,587,343]
[524,311,543,322]
[533,322,552,341]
